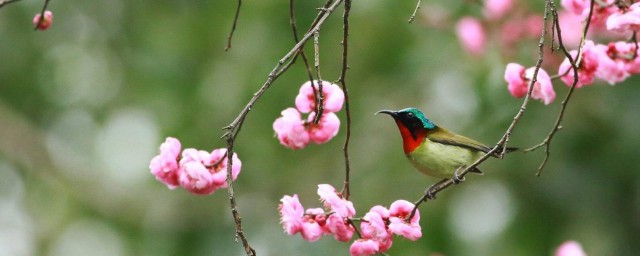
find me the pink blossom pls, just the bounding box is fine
[606,3,640,33]
[33,10,53,30]
[528,67,555,105]
[456,17,486,56]
[558,11,587,47]
[149,137,182,189]
[178,148,241,195]
[300,208,326,242]
[295,80,344,113]
[594,41,640,84]
[558,40,600,88]
[555,241,587,256]
[279,195,304,235]
[325,214,354,242]
[562,0,617,27]
[349,239,379,256]
[504,63,528,98]
[317,184,355,218]
[360,209,393,252]
[273,108,310,150]
[504,63,555,105]
[561,0,589,16]
[483,0,514,20]
[307,112,340,144]
[388,200,422,241]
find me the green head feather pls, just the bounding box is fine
[398,108,435,130]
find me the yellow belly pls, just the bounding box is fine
[406,140,483,179]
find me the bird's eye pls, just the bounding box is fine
[406,112,414,118]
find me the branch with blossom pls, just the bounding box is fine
[143,0,640,255]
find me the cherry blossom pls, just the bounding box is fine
[558,40,600,87]
[555,241,587,256]
[149,137,182,189]
[273,108,310,149]
[295,80,344,113]
[456,17,486,56]
[307,112,340,144]
[504,63,555,105]
[33,10,53,30]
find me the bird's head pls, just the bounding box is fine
[376,108,436,153]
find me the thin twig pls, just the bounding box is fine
[524,0,595,176]
[221,1,344,254]
[0,0,23,8]
[289,0,317,96]
[312,31,325,124]
[339,0,352,200]
[225,0,242,51]
[33,0,52,31]
[408,0,554,221]
[408,0,421,23]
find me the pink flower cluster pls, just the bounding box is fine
[149,137,241,195]
[279,185,421,256]
[273,80,344,149]
[279,184,355,242]
[505,38,640,104]
[350,200,421,256]
[33,10,53,30]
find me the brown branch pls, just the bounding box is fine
[408,0,422,23]
[33,0,52,31]
[221,1,344,255]
[225,0,242,51]
[289,0,317,99]
[408,0,554,221]
[524,0,595,176]
[339,0,352,200]
[312,31,325,124]
[0,0,23,8]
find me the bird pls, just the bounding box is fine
[376,107,515,197]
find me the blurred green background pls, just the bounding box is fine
[1,0,639,255]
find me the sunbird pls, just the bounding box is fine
[377,108,515,192]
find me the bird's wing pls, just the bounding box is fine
[427,126,492,153]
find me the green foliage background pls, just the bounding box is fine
[1,0,639,255]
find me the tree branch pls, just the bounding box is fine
[225,0,242,51]
[221,1,344,254]
[339,0,352,200]
[0,0,23,8]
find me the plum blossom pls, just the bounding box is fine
[295,80,344,113]
[561,0,617,27]
[278,185,356,243]
[483,0,514,20]
[558,40,600,87]
[456,17,486,56]
[33,10,53,30]
[273,108,310,149]
[606,3,640,33]
[300,208,326,242]
[349,239,379,256]
[178,148,241,195]
[555,241,587,256]
[594,41,640,84]
[388,200,422,241]
[504,63,555,105]
[317,184,355,218]
[359,208,393,253]
[149,137,182,189]
[279,195,304,235]
[307,112,340,144]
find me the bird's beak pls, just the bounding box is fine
[375,110,397,117]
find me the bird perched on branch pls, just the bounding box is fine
[376,108,516,195]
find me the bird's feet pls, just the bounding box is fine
[452,166,465,184]
[423,178,448,201]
